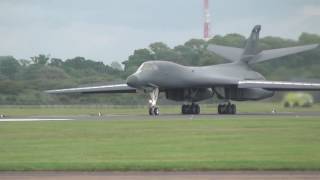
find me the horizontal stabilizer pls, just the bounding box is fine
[238,80,320,91]
[250,44,319,64]
[46,84,137,94]
[207,44,244,62]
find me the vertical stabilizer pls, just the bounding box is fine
[243,25,261,56]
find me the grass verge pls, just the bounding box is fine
[0,117,320,171]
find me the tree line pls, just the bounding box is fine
[0,32,319,105]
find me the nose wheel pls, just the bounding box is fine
[148,88,160,116]
[218,103,236,115]
[182,103,200,115]
[149,106,160,116]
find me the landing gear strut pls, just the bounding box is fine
[148,88,160,116]
[182,103,200,115]
[218,103,236,115]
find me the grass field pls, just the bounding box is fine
[0,116,320,171]
[0,102,320,116]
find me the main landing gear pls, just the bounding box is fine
[218,102,236,115]
[182,103,200,115]
[148,88,160,116]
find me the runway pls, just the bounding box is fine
[1,171,320,180]
[1,111,320,122]
[0,118,73,122]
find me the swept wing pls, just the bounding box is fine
[249,44,319,64]
[46,84,136,94]
[238,80,320,91]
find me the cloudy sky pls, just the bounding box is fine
[0,0,319,63]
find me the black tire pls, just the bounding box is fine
[227,104,232,114]
[182,105,186,114]
[153,107,160,116]
[196,105,200,114]
[231,104,236,114]
[191,105,197,114]
[220,105,226,114]
[149,107,154,116]
[186,105,189,114]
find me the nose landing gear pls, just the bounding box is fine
[148,88,160,116]
[218,102,236,115]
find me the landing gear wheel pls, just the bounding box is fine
[182,104,200,115]
[181,105,187,114]
[192,105,197,114]
[218,103,237,115]
[195,104,200,114]
[218,104,222,114]
[149,107,160,116]
[231,104,236,115]
[149,107,154,116]
[148,88,160,116]
[153,107,160,116]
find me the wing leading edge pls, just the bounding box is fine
[249,44,319,64]
[46,84,137,94]
[238,80,320,91]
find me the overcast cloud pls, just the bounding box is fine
[0,0,319,63]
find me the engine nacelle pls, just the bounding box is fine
[165,88,214,102]
[214,87,275,101]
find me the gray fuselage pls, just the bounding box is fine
[127,61,265,90]
[126,61,273,102]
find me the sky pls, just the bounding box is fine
[0,0,319,64]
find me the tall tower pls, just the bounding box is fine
[203,0,211,40]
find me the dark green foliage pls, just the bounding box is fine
[0,56,20,79]
[208,34,246,47]
[0,32,319,105]
[31,54,50,65]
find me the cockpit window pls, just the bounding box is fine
[136,63,157,73]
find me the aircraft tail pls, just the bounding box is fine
[206,25,261,63]
[243,25,261,56]
[207,25,319,64]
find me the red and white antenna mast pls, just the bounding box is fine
[203,0,211,40]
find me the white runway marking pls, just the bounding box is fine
[0,118,73,122]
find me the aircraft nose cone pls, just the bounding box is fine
[127,75,139,87]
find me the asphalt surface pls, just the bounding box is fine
[1,171,320,180]
[1,111,320,122]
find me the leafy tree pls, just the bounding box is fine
[50,58,63,67]
[184,39,207,49]
[299,33,320,44]
[0,56,21,79]
[123,49,154,72]
[110,61,123,71]
[31,54,50,65]
[19,59,31,67]
[208,34,246,47]
[149,42,179,61]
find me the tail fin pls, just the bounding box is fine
[243,25,261,56]
[207,25,319,64]
[207,25,261,62]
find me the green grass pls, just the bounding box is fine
[0,117,320,171]
[0,102,319,116]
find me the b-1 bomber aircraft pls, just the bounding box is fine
[47,25,320,116]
